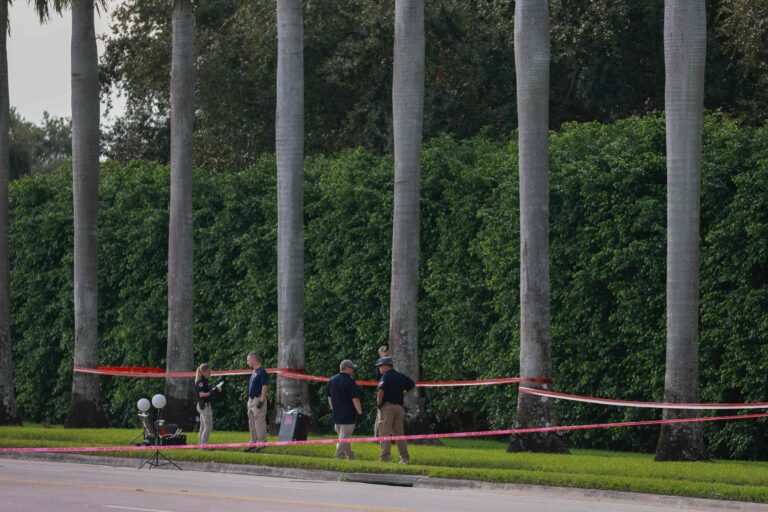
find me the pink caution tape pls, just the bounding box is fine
[74,366,552,387]
[75,367,277,378]
[1,412,766,454]
[519,387,768,410]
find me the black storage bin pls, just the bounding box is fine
[278,410,310,441]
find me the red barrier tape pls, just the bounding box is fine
[519,387,768,410]
[75,366,552,387]
[277,370,551,388]
[1,413,766,454]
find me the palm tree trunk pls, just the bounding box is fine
[389,0,427,432]
[508,0,567,453]
[64,0,107,428]
[0,2,19,426]
[275,0,309,419]
[655,0,707,462]
[164,0,196,430]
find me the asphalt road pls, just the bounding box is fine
[0,458,755,512]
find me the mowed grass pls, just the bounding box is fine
[3,426,768,503]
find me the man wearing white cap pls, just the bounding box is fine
[326,359,363,459]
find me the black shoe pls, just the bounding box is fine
[243,447,256,453]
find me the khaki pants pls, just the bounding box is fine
[247,398,268,443]
[334,423,356,459]
[377,403,409,462]
[373,408,381,438]
[197,404,213,445]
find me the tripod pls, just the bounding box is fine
[135,413,182,471]
[138,437,182,471]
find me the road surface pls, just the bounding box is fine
[0,458,755,512]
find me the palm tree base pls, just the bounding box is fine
[162,397,197,432]
[655,422,707,461]
[0,407,21,426]
[63,394,108,428]
[507,432,569,453]
[508,393,570,453]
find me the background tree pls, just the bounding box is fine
[64,0,108,428]
[275,0,309,419]
[388,0,426,430]
[655,0,708,461]
[164,0,196,429]
[508,0,568,454]
[9,110,71,179]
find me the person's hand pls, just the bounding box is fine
[255,398,264,409]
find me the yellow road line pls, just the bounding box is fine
[0,477,418,512]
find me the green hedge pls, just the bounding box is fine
[9,114,768,458]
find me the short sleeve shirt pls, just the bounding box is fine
[248,367,269,399]
[377,369,415,406]
[326,373,361,424]
[195,376,211,407]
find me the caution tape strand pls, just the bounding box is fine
[1,412,765,454]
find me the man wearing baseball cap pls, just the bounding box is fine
[375,356,415,464]
[326,359,363,459]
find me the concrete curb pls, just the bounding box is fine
[414,478,768,511]
[2,452,767,511]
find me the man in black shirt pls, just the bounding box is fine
[245,352,269,453]
[375,356,415,464]
[373,345,390,438]
[327,359,363,459]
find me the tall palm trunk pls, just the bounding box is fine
[389,0,427,431]
[64,0,106,428]
[164,0,196,430]
[0,2,18,426]
[655,0,707,462]
[275,0,309,419]
[507,0,567,453]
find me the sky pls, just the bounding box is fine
[8,2,126,125]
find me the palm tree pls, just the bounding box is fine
[64,0,108,428]
[389,0,426,430]
[275,0,309,419]
[507,0,567,453]
[164,0,196,430]
[0,0,18,425]
[655,0,707,462]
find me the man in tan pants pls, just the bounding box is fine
[327,359,363,459]
[373,346,390,439]
[245,352,269,452]
[375,357,415,464]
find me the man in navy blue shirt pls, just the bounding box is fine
[375,356,415,464]
[327,359,363,459]
[245,352,269,452]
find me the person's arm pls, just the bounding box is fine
[353,397,363,415]
[404,376,416,395]
[197,381,211,398]
[259,370,269,402]
[376,388,384,407]
[327,396,333,410]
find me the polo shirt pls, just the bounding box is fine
[326,373,361,424]
[195,376,211,408]
[248,366,269,399]
[377,369,415,406]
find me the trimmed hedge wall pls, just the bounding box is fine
[9,114,768,458]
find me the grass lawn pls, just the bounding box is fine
[2,425,768,503]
